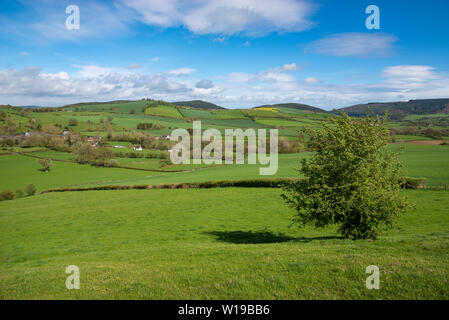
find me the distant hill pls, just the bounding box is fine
[338,99,449,120]
[62,100,135,108]
[172,100,225,110]
[254,103,327,113]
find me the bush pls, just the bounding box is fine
[137,123,153,130]
[104,159,119,167]
[400,177,426,189]
[0,138,14,147]
[25,184,37,196]
[38,158,52,172]
[15,189,24,198]
[278,137,302,153]
[74,143,114,166]
[0,190,14,201]
[68,118,78,126]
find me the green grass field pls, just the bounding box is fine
[0,154,161,192]
[214,109,247,120]
[144,105,183,119]
[255,118,321,129]
[1,188,447,299]
[1,143,448,192]
[65,101,149,113]
[178,108,214,119]
[393,143,449,187]
[243,109,282,118]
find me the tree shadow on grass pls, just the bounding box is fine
[205,230,342,244]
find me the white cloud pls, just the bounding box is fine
[151,57,160,62]
[213,37,226,43]
[305,77,321,83]
[0,66,193,106]
[20,51,31,57]
[382,65,439,82]
[280,63,300,71]
[1,64,448,109]
[219,64,449,108]
[121,0,317,36]
[227,63,299,84]
[73,65,116,78]
[307,33,397,57]
[39,71,70,81]
[167,67,195,76]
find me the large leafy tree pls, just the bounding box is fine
[282,112,412,240]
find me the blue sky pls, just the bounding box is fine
[0,0,448,109]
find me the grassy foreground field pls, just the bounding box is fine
[1,188,448,299]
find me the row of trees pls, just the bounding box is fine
[107,130,170,151]
[0,184,36,202]
[390,126,449,139]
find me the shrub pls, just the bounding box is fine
[74,143,114,166]
[399,177,427,189]
[0,190,14,201]
[0,138,14,147]
[137,123,153,130]
[278,137,303,153]
[38,158,52,172]
[25,184,37,196]
[15,189,24,198]
[42,124,60,135]
[104,159,119,167]
[68,118,78,126]
[282,112,413,240]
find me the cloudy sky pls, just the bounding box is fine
[0,0,448,109]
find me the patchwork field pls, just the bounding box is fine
[65,101,149,113]
[1,101,449,300]
[144,105,183,119]
[178,108,214,119]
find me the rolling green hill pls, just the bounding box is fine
[63,100,149,113]
[171,100,225,110]
[254,103,327,113]
[339,99,449,120]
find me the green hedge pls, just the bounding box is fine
[40,178,298,194]
[399,177,427,189]
[39,176,426,195]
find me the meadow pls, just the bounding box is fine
[0,188,448,299]
[0,154,160,191]
[3,142,446,192]
[144,105,184,119]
